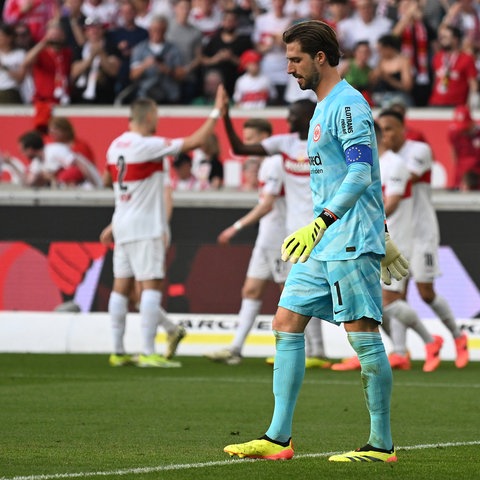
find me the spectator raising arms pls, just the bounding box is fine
[59,0,87,60]
[70,17,121,104]
[2,0,58,42]
[391,0,435,107]
[22,21,73,110]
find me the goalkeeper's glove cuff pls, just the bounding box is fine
[319,208,337,227]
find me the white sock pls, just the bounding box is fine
[390,318,408,355]
[139,289,162,355]
[430,295,461,338]
[304,317,325,357]
[231,298,262,355]
[381,309,392,338]
[384,299,433,345]
[159,305,176,333]
[108,291,128,354]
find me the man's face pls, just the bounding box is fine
[286,40,320,92]
[243,127,267,145]
[356,0,375,22]
[378,115,405,152]
[438,28,455,51]
[149,20,167,42]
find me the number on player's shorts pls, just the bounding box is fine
[334,280,343,306]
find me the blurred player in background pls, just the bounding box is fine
[223,20,408,463]
[377,112,446,371]
[104,88,225,368]
[385,109,469,369]
[205,117,288,365]
[331,113,447,373]
[221,97,332,368]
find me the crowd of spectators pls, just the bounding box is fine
[2,0,480,110]
[2,0,480,189]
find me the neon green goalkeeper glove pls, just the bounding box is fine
[381,232,409,285]
[281,216,328,264]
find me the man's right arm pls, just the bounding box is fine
[218,192,276,245]
[222,111,267,156]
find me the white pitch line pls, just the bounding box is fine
[1,440,479,480]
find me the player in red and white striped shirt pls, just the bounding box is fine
[104,89,225,368]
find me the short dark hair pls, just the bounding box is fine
[445,25,463,41]
[18,130,44,150]
[377,34,401,52]
[354,40,370,50]
[283,20,341,66]
[243,118,273,136]
[173,152,192,168]
[0,22,15,37]
[377,109,405,125]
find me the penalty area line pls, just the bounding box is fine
[2,440,480,480]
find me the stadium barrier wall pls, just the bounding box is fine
[0,312,478,361]
[0,105,467,188]
[0,188,479,358]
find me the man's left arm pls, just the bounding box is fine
[281,145,372,263]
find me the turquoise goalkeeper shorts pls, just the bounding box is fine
[278,253,383,325]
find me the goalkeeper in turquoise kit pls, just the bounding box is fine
[223,20,408,463]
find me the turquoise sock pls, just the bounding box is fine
[265,330,305,443]
[348,331,393,450]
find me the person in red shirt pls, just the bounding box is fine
[448,104,480,188]
[22,21,73,132]
[429,25,478,107]
[2,0,58,43]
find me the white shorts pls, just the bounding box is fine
[113,238,165,281]
[246,244,291,284]
[409,241,440,283]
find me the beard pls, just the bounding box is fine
[297,70,320,91]
[440,44,453,52]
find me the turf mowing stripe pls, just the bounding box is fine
[1,440,479,480]
[2,374,480,389]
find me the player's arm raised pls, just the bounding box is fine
[180,85,226,153]
[222,93,268,157]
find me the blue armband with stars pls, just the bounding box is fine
[345,144,373,166]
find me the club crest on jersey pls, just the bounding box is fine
[313,124,321,142]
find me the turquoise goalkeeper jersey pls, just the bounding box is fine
[308,79,385,261]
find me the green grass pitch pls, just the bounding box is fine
[1,354,479,480]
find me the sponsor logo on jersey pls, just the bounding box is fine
[308,154,322,166]
[313,124,321,142]
[341,106,354,135]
